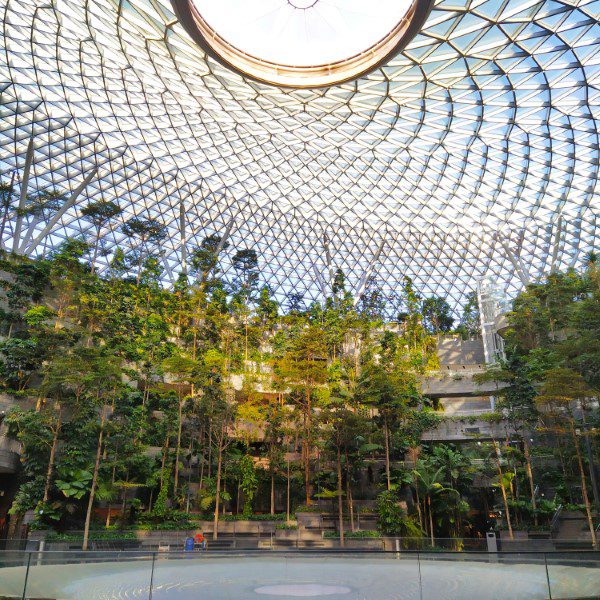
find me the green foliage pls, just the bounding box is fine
[1,244,594,542]
[45,530,137,542]
[55,469,93,499]
[238,454,258,517]
[136,510,194,529]
[0,338,43,390]
[220,513,287,522]
[375,490,424,537]
[455,291,480,339]
[324,529,381,539]
[421,296,454,333]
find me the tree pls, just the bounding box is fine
[81,353,122,550]
[421,296,454,334]
[162,353,200,500]
[262,401,288,515]
[211,400,235,540]
[536,368,598,547]
[492,440,514,540]
[0,338,43,391]
[4,408,56,519]
[81,200,122,273]
[238,454,258,517]
[278,326,329,505]
[287,292,305,315]
[257,286,279,329]
[412,460,459,545]
[190,233,229,288]
[357,276,386,322]
[455,291,480,339]
[357,365,416,490]
[232,249,259,293]
[321,400,364,545]
[476,353,540,523]
[121,216,166,284]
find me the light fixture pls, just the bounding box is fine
[172,0,433,87]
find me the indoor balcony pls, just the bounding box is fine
[420,372,506,398]
[421,416,515,442]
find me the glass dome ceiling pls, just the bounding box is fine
[0,0,598,315]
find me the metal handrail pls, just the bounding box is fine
[550,504,563,535]
[2,547,600,600]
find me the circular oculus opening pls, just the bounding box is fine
[172,0,433,87]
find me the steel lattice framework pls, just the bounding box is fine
[0,0,598,313]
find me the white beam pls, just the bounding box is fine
[313,264,328,298]
[354,234,387,306]
[12,136,35,253]
[500,238,530,286]
[179,199,187,275]
[568,212,584,270]
[215,217,234,257]
[322,233,336,287]
[549,216,564,274]
[24,168,97,254]
[160,250,175,284]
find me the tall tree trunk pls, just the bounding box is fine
[414,476,423,529]
[83,408,106,551]
[383,416,391,491]
[337,445,344,547]
[346,455,355,532]
[136,244,145,285]
[427,496,434,546]
[286,458,291,523]
[304,388,312,505]
[160,434,169,488]
[173,395,184,499]
[493,440,514,540]
[90,231,100,275]
[43,406,62,503]
[207,423,213,479]
[213,433,224,541]
[570,419,597,547]
[270,469,275,515]
[556,437,573,502]
[121,471,130,521]
[523,437,538,526]
[105,463,117,527]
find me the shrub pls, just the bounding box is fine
[295,505,322,514]
[136,510,194,530]
[375,490,424,537]
[324,530,380,539]
[220,513,286,522]
[275,523,298,530]
[45,530,137,542]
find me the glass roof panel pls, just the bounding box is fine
[0,0,597,316]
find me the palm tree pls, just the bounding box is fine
[413,460,459,546]
[430,444,472,536]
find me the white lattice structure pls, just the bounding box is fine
[0,0,598,314]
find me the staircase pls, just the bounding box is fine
[553,510,595,550]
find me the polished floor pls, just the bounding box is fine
[1,554,599,599]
